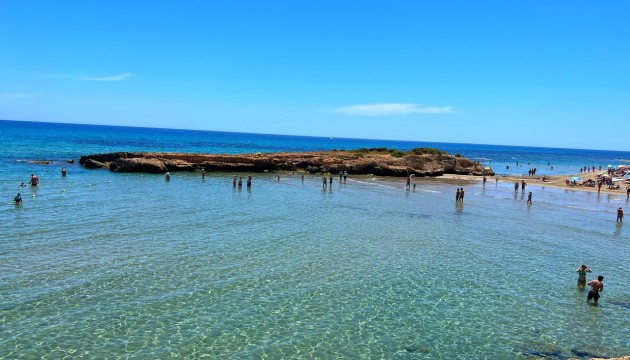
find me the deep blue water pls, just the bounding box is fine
[2,119,629,175]
[1,120,629,359]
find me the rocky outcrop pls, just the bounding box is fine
[79,149,494,177]
[83,159,106,169]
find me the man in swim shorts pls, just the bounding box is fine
[587,275,604,305]
[618,207,624,222]
[29,174,39,186]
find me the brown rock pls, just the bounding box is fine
[80,149,494,177]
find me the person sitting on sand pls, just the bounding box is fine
[14,193,22,205]
[587,275,604,305]
[576,264,592,289]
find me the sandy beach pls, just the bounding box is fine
[438,171,630,196]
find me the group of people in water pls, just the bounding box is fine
[14,173,41,204]
[233,175,253,188]
[455,188,465,202]
[576,264,605,305]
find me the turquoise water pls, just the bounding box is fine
[1,120,630,359]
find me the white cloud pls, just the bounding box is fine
[334,103,454,116]
[0,92,43,98]
[75,72,132,81]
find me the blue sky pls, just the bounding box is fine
[1,1,629,151]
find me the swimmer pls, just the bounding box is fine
[29,174,39,186]
[587,275,604,305]
[61,168,67,176]
[165,172,171,181]
[14,193,22,205]
[576,264,592,289]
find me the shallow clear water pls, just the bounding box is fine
[1,120,629,359]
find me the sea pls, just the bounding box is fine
[1,119,629,359]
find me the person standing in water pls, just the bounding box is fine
[165,172,171,181]
[14,193,22,205]
[587,275,604,305]
[246,176,252,187]
[29,174,39,186]
[61,168,67,177]
[576,264,592,289]
[617,207,624,222]
[527,191,532,204]
[201,169,206,179]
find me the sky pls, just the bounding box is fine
[1,1,629,151]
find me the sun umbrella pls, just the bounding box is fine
[569,177,582,181]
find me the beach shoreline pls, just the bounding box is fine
[436,172,629,196]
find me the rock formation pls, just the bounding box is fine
[79,148,494,177]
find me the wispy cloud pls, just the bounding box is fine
[75,72,132,81]
[0,92,43,98]
[334,103,454,116]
